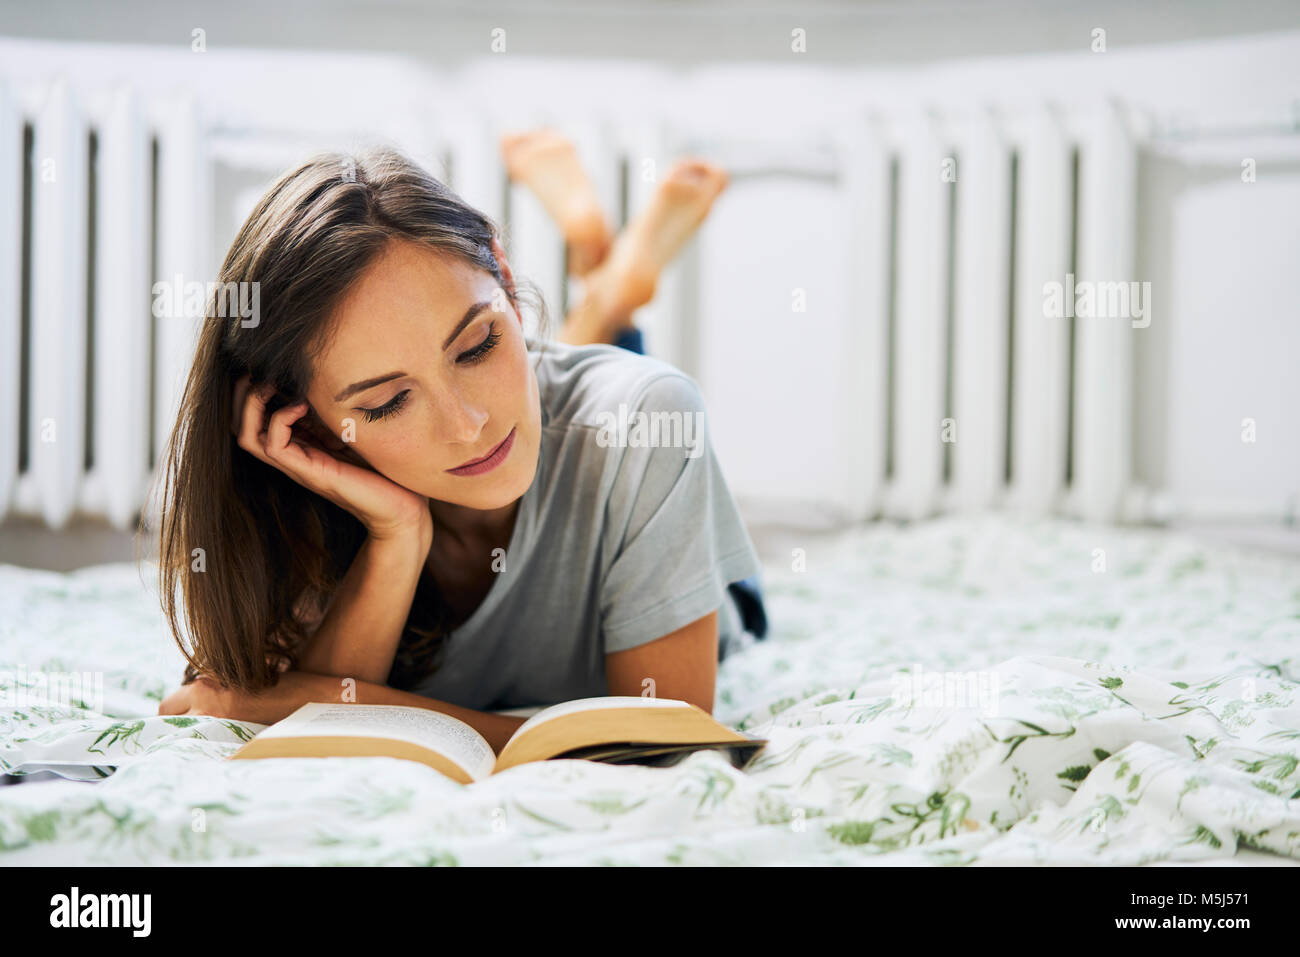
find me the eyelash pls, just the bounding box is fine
[357,321,502,423]
[461,321,501,366]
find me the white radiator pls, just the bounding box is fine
[0,74,1146,532]
[935,102,1138,524]
[2,32,1297,565]
[0,76,210,532]
[689,103,1141,525]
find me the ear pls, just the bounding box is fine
[489,236,521,319]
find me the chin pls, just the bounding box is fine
[437,428,539,510]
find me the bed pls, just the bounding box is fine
[2,512,1298,866]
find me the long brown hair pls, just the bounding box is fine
[146,145,550,694]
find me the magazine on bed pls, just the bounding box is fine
[228,696,767,784]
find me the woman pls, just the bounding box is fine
[156,143,766,755]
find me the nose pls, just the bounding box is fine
[434,380,490,447]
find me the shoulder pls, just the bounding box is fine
[527,337,705,433]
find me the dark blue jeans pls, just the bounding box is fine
[611,326,769,646]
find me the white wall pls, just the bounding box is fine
[5,0,1300,67]
[1135,142,1300,521]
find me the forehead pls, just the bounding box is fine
[312,239,488,379]
[335,239,477,324]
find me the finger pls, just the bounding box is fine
[236,383,278,465]
[237,387,312,477]
[263,403,330,483]
[265,400,312,462]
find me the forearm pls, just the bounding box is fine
[240,670,528,755]
[297,528,431,685]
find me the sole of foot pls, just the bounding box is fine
[499,128,613,278]
[591,157,731,317]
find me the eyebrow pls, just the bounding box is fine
[332,300,493,403]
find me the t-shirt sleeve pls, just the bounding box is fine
[598,372,762,655]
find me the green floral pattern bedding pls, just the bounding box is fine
[1,514,1298,865]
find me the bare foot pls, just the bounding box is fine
[585,158,730,321]
[500,127,613,277]
[556,281,637,347]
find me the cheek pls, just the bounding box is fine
[356,429,442,494]
[356,427,428,476]
[329,409,419,477]
[505,346,534,408]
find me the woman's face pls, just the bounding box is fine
[305,236,541,513]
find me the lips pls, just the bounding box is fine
[451,428,513,470]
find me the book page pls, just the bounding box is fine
[492,704,547,719]
[510,695,691,742]
[262,703,496,781]
[494,696,755,772]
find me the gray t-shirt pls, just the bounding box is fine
[409,335,761,711]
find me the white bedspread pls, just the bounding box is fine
[1,513,1297,865]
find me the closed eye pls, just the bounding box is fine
[355,322,501,423]
[460,321,501,365]
[358,390,409,423]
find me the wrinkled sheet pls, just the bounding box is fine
[1,513,1298,865]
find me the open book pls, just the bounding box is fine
[228,696,767,784]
